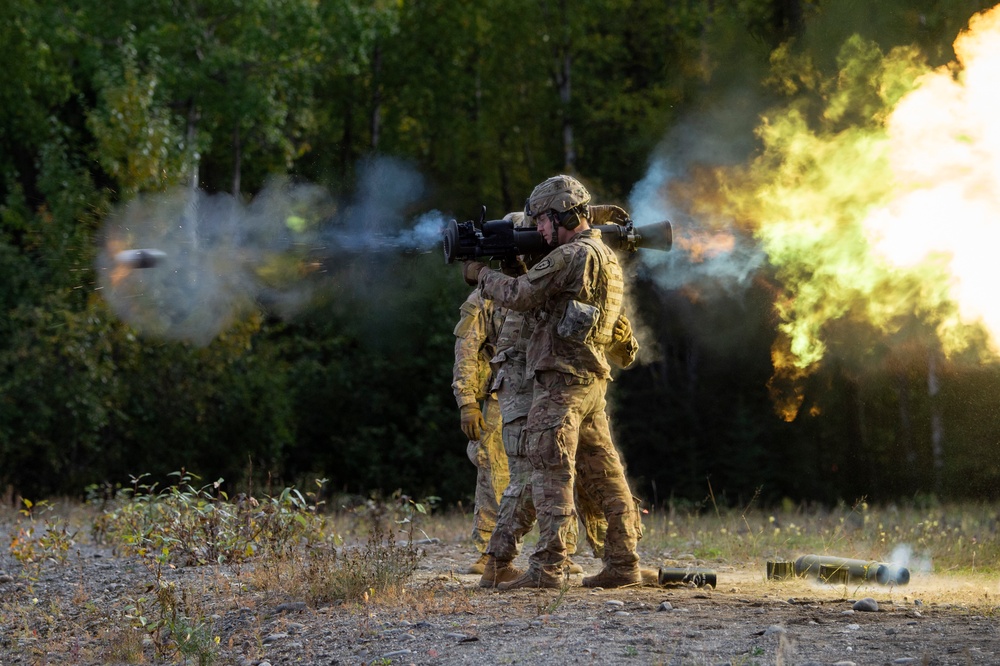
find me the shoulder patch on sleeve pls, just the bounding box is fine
[526,251,567,281]
[453,297,481,336]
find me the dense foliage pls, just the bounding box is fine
[2,0,999,507]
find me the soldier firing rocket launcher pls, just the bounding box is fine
[441,205,673,264]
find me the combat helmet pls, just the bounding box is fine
[525,175,591,230]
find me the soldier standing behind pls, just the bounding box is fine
[452,286,509,574]
[465,175,646,589]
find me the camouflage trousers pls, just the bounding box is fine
[468,395,509,553]
[524,371,640,578]
[487,417,608,563]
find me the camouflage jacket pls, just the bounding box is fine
[452,289,504,408]
[489,307,535,422]
[479,228,636,380]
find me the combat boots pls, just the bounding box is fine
[496,568,563,591]
[478,557,523,588]
[467,553,489,575]
[581,565,642,588]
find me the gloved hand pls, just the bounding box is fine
[589,204,629,225]
[460,404,485,440]
[613,313,633,343]
[501,256,528,277]
[462,260,488,286]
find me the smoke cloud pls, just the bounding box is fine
[96,157,446,345]
[624,4,1000,418]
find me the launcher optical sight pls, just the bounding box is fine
[442,206,672,264]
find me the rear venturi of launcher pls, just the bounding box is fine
[442,213,672,264]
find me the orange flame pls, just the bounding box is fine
[674,5,1000,419]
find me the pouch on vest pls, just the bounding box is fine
[557,300,599,343]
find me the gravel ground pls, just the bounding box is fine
[2,534,999,666]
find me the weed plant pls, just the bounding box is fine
[6,489,1000,664]
[639,495,1000,573]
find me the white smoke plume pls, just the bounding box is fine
[96,157,446,345]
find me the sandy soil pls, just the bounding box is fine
[2,534,999,666]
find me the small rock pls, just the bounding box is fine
[503,620,530,630]
[763,625,786,636]
[381,650,413,659]
[657,601,673,612]
[262,633,289,644]
[0,573,13,584]
[853,598,879,612]
[276,602,307,613]
[605,600,625,608]
[892,659,918,665]
[844,623,861,631]
[832,662,858,666]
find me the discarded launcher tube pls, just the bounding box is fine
[658,567,717,588]
[793,554,910,586]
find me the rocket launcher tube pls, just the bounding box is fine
[657,567,717,588]
[794,554,910,586]
[442,212,672,264]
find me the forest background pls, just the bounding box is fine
[2,0,999,511]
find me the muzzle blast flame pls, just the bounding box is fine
[630,3,1000,419]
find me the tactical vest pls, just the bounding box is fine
[494,308,531,361]
[578,236,624,345]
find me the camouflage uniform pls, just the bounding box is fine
[479,228,641,580]
[486,305,609,565]
[452,290,509,555]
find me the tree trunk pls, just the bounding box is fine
[186,100,201,189]
[928,352,944,493]
[342,80,354,174]
[543,0,575,173]
[560,49,575,173]
[232,122,242,196]
[894,369,917,490]
[370,42,382,151]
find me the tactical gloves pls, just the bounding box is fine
[462,260,488,286]
[501,257,528,277]
[613,313,633,343]
[460,403,485,440]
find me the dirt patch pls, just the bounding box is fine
[1,534,999,665]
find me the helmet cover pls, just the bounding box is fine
[525,175,591,219]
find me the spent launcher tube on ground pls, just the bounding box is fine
[442,209,673,264]
[794,554,910,586]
